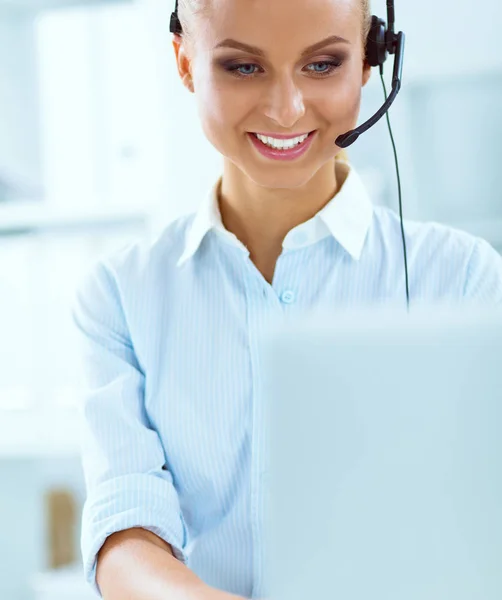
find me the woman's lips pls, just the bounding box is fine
[247,130,317,161]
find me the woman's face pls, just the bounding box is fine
[173,0,371,190]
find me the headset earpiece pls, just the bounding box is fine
[170,13,182,35]
[366,16,388,68]
[170,0,183,34]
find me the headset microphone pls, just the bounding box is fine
[335,27,404,148]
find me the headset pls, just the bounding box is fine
[170,0,410,309]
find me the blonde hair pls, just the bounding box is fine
[337,148,349,162]
[178,0,373,164]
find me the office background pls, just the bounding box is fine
[1,0,501,598]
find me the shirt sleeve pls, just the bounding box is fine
[72,258,190,597]
[463,237,502,304]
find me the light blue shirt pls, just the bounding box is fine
[72,160,502,599]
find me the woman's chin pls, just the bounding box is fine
[238,157,332,190]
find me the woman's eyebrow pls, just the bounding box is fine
[214,35,351,57]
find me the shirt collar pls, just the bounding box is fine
[177,160,374,267]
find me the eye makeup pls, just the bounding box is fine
[214,53,348,79]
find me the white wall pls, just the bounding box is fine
[35,2,165,212]
[373,0,502,82]
[0,13,42,188]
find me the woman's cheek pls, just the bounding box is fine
[345,87,363,126]
[326,82,362,131]
[194,91,238,155]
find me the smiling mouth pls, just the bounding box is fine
[249,131,316,150]
[247,130,317,160]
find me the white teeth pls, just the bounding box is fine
[254,133,309,150]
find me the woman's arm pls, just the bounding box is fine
[72,261,240,597]
[97,528,245,600]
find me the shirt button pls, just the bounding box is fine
[280,290,296,304]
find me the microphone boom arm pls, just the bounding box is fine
[336,31,405,149]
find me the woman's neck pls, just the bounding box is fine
[218,159,343,282]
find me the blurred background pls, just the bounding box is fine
[0,0,501,598]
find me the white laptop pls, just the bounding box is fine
[260,305,502,600]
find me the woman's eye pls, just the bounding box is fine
[223,59,343,79]
[305,60,343,76]
[225,63,261,77]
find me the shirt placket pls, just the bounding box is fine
[243,250,302,599]
[241,263,276,599]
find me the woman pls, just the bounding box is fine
[73,0,502,599]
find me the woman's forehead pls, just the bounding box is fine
[201,0,361,42]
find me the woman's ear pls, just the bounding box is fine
[172,35,195,92]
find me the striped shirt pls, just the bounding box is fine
[72,160,502,598]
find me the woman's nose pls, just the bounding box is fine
[262,76,306,129]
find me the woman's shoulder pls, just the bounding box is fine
[372,205,477,251]
[76,213,195,300]
[98,213,194,274]
[372,205,502,303]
